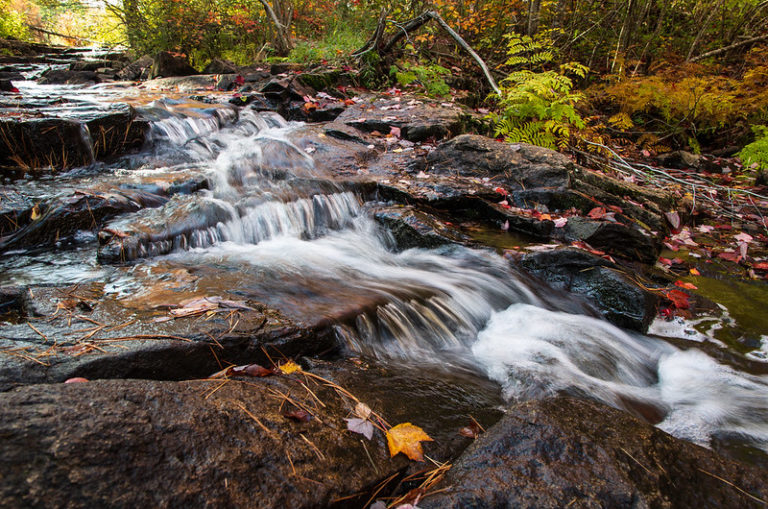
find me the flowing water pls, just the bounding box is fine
[3,84,768,462]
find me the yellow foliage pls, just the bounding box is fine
[386,422,433,462]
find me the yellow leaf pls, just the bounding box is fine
[386,422,433,462]
[278,361,302,375]
[30,205,40,221]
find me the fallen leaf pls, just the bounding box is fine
[30,205,41,220]
[458,419,483,439]
[390,126,401,138]
[386,423,433,462]
[494,187,508,196]
[665,289,690,309]
[278,361,302,375]
[739,241,749,259]
[753,262,768,270]
[697,224,715,233]
[553,217,568,228]
[354,402,372,420]
[346,417,374,440]
[718,251,742,263]
[674,280,698,290]
[689,268,701,276]
[230,364,275,377]
[665,211,681,230]
[284,409,312,422]
[734,232,754,243]
[64,377,89,383]
[587,207,606,219]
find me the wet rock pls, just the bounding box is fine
[422,397,768,509]
[336,97,471,142]
[143,75,218,92]
[261,77,315,103]
[657,150,723,173]
[116,54,153,81]
[97,196,235,263]
[85,105,148,160]
[287,101,345,122]
[0,281,339,389]
[0,118,92,169]
[0,286,23,314]
[518,247,659,331]
[0,79,15,92]
[0,189,167,253]
[38,69,100,85]
[70,59,114,72]
[150,51,198,79]
[227,92,279,112]
[296,70,344,91]
[0,377,407,507]
[563,217,660,265]
[203,58,237,74]
[374,205,472,250]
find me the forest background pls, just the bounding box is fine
[2,0,768,167]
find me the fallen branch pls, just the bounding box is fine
[690,34,768,62]
[356,10,500,96]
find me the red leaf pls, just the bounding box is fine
[674,280,698,290]
[494,187,508,196]
[665,289,690,309]
[658,257,673,266]
[753,262,768,270]
[283,409,312,422]
[718,251,742,263]
[234,75,245,86]
[587,207,606,219]
[64,377,89,383]
[10,87,20,93]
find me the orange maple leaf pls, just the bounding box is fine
[386,423,433,462]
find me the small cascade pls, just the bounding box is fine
[77,123,95,165]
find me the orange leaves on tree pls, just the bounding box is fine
[386,423,433,462]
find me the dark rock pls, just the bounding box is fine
[0,71,24,80]
[143,75,218,92]
[422,397,768,509]
[227,93,279,112]
[564,217,660,264]
[38,69,100,85]
[657,150,723,173]
[287,101,345,122]
[116,54,153,81]
[0,79,14,91]
[0,118,92,169]
[296,70,342,91]
[374,205,472,250]
[0,377,407,507]
[70,59,112,72]
[270,62,305,74]
[85,105,148,160]
[203,58,237,74]
[756,169,768,187]
[0,286,23,314]
[518,247,659,331]
[150,51,198,79]
[261,77,315,103]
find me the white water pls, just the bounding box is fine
[117,101,768,455]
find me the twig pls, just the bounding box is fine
[299,433,326,461]
[27,322,49,343]
[697,468,767,505]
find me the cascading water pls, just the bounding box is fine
[121,100,768,457]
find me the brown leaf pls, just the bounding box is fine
[665,211,681,230]
[386,422,433,462]
[230,364,275,377]
[284,409,312,422]
[458,419,483,439]
[346,417,374,439]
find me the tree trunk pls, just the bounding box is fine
[527,0,542,36]
[257,0,293,55]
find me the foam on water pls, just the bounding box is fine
[473,304,768,452]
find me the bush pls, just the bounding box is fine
[739,125,768,171]
[0,0,30,40]
[390,61,451,98]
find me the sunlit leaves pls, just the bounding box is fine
[386,422,433,462]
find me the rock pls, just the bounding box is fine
[85,104,148,160]
[287,101,345,122]
[0,79,15,91]
[37,69,100,85]
[657,150,723,173]
[116,54,153,81]
[518,247,659,331]
[150,51,198,79]
[0,377,407,508]
[336,97,471,142]
[296,70,343,91]
[0,70,23,80]
[422,397,768,509]
[70,59,113,72]
[563,217,661,265]
[270,62,305,74]
[0,118,92,169]
[0,279,339,389]
[373,205,472,250]
[143,75,218,92]
[203,58,237,74]
[0,188,168,253]
[261,77,315,103]
[0,286,24,315]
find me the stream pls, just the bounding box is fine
[2,76,768,465]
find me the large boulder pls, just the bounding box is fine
[0,378,408,508]
[422,397,768,508]
[150,51,198,79]
[116,54,153,81]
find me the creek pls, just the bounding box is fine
[2,75,768,466]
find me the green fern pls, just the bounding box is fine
[491,34,587,150]
[740,125,768,170]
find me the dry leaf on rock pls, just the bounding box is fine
[386,422,433,462]
[345,417,374,440]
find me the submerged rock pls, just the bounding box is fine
[422,397,768,508]
[373,204,472,250]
